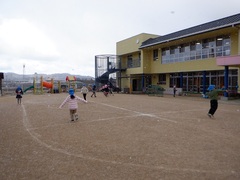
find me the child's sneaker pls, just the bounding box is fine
[208,113,214,118]
[75,114,78,121]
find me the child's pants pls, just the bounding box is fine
[209,99,218,115]
[70,109,77,120]
[83,93,87,100]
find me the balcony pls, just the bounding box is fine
[216,55,240,67]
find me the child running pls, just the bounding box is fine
[80,84,89,101]
[207,85,228,118]
[101,84,109,97]
[59,89,87,122]
[90,84,97,98]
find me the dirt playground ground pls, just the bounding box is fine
[0,92,240,180]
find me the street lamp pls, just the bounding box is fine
[22,64,25,89]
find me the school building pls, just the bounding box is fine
[116,13,240,97]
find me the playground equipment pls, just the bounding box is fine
[23,85,34,93]
[24,76,61,94]
[66,76,76,91]
[43,81,53,88]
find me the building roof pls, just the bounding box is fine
[140,13,240,49]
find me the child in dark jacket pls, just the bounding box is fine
[15,86,23,104]
[207,85,228,118]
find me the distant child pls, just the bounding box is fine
[59,89,87,122]
[102,84,109,97]
[80,84,89,101]
[91,84,97,97]
[109,85,114,96]
[15,86,23,104]
[173,85,177,97]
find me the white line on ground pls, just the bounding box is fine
[21,104,237,175]
[92,101,178,123]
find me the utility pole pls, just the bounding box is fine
[23,64,25,90]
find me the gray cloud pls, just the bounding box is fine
[0,0,239,76]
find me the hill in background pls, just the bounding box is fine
[2,72,94,82]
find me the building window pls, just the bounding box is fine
[161,35,231,64]
[195,42,202,59]
[161,48,170,64]
[127,54,141,68]
[158,74,166,85]
[183,44,190,61]
[190,42,196,60]
[216,36,231,56]
[153,49,158,61]
[127,55,133,68]
[223,36,231,56]
[178,45,184,62]
[208,38,215,58]
[169,46,178,62]
[179,45,185,53]
[190,42,196,51]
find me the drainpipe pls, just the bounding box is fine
[224,66,229,97]
[203,71,206,95]
[107,57,110,72]
[180,72,183,88]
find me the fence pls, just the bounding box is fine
[146,85,165,97]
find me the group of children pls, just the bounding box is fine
[15,84,228,122]
[59,84,115,122]
[58,84,227,122]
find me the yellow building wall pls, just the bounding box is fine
[119,77,131,93]
[117,33,158,75]
[231,31,239,55]
[141,50,152,74]
[151,59,223,73]
[117,33,158,56]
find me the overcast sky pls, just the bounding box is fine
[0,0,239,77]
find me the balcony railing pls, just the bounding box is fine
[216,55,240,66]
[126,58,141,68]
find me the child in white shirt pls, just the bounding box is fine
[59,89,87,122]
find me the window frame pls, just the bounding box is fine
[153,49,158,61]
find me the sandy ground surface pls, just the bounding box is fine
[0,92,240,180]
